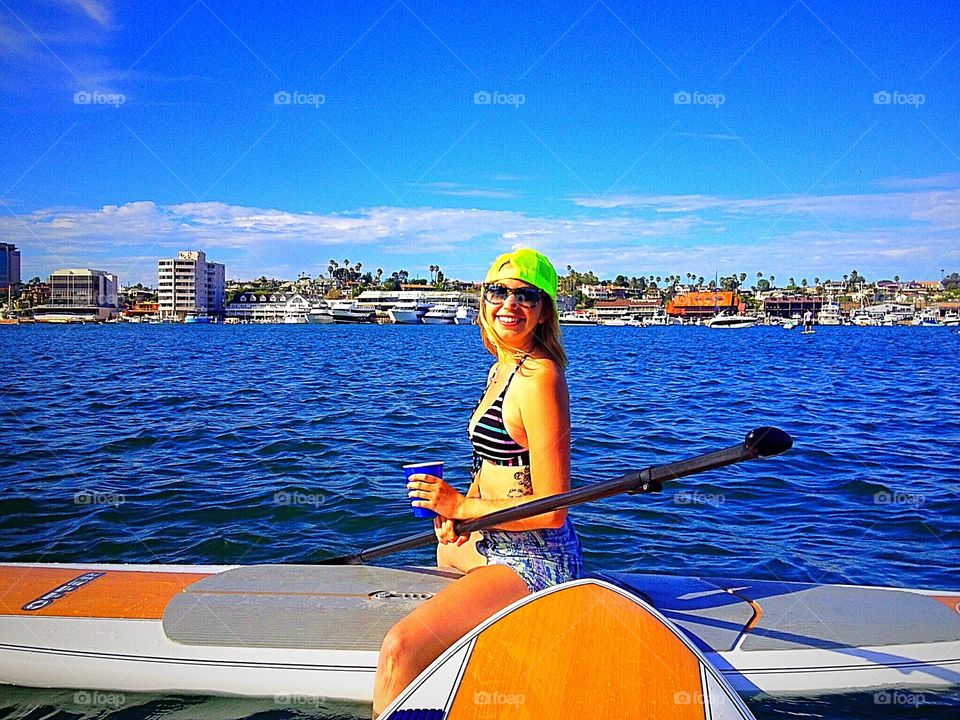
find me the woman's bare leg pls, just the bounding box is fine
[372,564,530,716]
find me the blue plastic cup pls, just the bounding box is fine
[403,461,443,519]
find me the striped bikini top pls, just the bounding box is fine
[468,357,530,468]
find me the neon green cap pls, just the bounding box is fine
[484,248,558,300]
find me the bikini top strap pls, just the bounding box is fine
[500,353,530,393]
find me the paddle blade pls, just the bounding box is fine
[744,426,792,458]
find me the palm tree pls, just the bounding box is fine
[769,275,775,288]
[376,268,383,285]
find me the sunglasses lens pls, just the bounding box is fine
[484,285,509,303]
[516,288,541,306]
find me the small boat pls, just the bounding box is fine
[330,301,375,324]
[704,313,758,329]
[387,298,433,324]
[943,312,960,327]
[421,303,458,324]
[183,315,211,324]
[282,314,309,324]
[558,311,598,326]
[782,320,798,330]
[454,305,478,325]
[2,562,957,701]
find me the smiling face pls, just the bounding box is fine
[481,278,545,352]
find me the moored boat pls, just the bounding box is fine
[558,311,598,326]
[306,305,334,324]
[330,301,375,324]
[387,298,433,324]
[705,313,758,329]
[454,305,478,325]
[421,303,457,324]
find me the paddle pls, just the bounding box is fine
[320,426,792,565]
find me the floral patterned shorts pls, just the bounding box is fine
[475,517,584,593]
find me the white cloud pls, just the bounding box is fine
[4,187,957,285]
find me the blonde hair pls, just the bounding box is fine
[478,292,568,370]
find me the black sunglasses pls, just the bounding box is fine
[483,284,543,308]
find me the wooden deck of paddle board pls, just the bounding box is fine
[0,565,210,619]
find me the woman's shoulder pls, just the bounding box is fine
[518,355,566,388]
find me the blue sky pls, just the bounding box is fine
[1,0,958,286]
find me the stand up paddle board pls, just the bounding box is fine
[1,563,958,700]
[380,578,756,719]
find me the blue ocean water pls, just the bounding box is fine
[1,323,959,719]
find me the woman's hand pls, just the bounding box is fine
[407,473,466,519]
[433,515,470,545]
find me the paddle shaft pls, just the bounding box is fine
[321,426,792,565]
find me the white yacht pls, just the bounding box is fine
[421,303,458,324]
[330,301,376,324]
[558,311,598,326]
[913,309,944,327]
[644,310,674,326]
[454,306,478,325]
[388,298,433,324]
[704,312,758,329]
[942,312,959,327]
[817,302,843,325]
[307,304,334,324]
[283,314,308,324]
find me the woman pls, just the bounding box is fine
[372,248,583,717]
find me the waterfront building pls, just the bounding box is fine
[593,298,663,322]
[0,243,20,290]
[762,295,823,320]
[666,291,742,321]
[157,250,226,320]
[34,269,119,322]
[225,292,312,323]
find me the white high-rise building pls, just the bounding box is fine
[157,250,226,319]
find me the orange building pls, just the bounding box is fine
[666,291,743,319]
